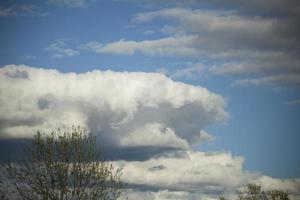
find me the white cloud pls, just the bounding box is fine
[120,123,189,149]
[47,40,80,58]
[115,150,300,200]
[87,36,199,57]
[120,189,231,200]
[114,150,247,190]
[120,189,192,200]
[254,176,300,194]
[0,65,227,150]
[1,157,299,200]
[199,130,215,142]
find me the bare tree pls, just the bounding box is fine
[6,126,122,200]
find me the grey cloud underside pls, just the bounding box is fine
[0,139,179,163]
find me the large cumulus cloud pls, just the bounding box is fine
[114,150,300,200]
[0,64,227,150]
[1,65,299,200]
[114,150,248,191]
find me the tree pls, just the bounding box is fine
[6,126,122,200]
[220,183,289,200]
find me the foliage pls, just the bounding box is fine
[220,183,289,200]
[6,126,122,200]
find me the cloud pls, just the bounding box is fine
[210,58,300,75]
[120,123,189,149]
[233,74,300,87]
[114,150,247,191]
[144,30,155,35]
[1,149,299,200]
[85,41,103,51]
[0,6,14,17]
[254,176,300,194]
[131,8,297,55]
[0,5,47,17]
[199,130,214,142]
[48,0,91,8]
[46,40,80,58]
[133,7,299,66]
[23,55,37,60]
[120,189,192,200]
[163,0,299,16]
[284,99,300,105]
[86,36,199,56]
[121,189,225,200]
[114,150,300,200]
[86,6,300,87]
[1,65,299,200]
[170,63,207,79]
[0,65,227,151]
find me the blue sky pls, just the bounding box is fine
[1,0,300,199]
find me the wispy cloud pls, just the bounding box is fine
[233,74,300,87]
[46,40,80,58]
[170,63,207,79]
[0,4,47,17]
[0,6,13,17]
[23,55,37,60]
[48,0,91,8]
[86,35,198,56]
[85,41,103,52]
[284,99,300,105]
[143,30,155,35]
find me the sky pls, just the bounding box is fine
[0,0,300,199]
